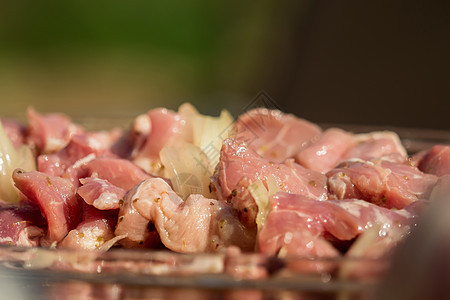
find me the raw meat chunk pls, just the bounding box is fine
[418,145,450,176]
[327,159,438,208]
[131,178,256,252]
[236,108,321,163]
[26,108,84,154]
[12,169,81,245]
[295,128,355,173]
[0,204,45,247]
[77,177,126,210]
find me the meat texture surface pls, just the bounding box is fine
[295,130,408,174]
[418,145,450,177]
[77,177,126,210]
[342,131,407,162]
[217,139,328,200]
[235,108,321,163]
[258,192,421,259]
[216,138,328,228]
[327,159,438,209]
[12,169,82,245]
[38,134,111,179]
[295,128,355,173]
[26,108,84,154]
[59,203,117,250]
[114,186,161,249]
[130,178,256,252]
[0,204,45,247]
[82,157,154,190]
[131,108,187,175]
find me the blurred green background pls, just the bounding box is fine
[1,0,449,128]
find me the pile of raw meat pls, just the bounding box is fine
[0,104,449,275]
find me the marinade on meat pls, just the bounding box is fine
[295,128,355,173]
[215,138,328,228]
[59,202,117,250]
[216,138,328,200]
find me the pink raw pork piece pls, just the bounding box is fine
[114,182,161,249]
[235,108,321,163]
[418,145,450,176]
[295,128,355,173]
[216,138,328,228]
[59,203,117,250]
[296,130,408,174]
[77,177,126,210]
[26,108,84,154]
[82,157,154,190]
[217,138,328,200]
[342,131,407,162]
[0,204,45,247]
[130,108,187,174]
[327,159,438,209]
[131,178,256,252]
[12,169,82,245]
[38,134,112,179]
[258,192,422,258]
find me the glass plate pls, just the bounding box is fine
[0,245,381,300]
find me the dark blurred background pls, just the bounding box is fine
[0,0,449,129]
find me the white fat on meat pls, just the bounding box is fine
[16,227,45,247]
[77,177,125,210]
[59,219,114,250]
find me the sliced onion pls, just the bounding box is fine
[179,103,235,168]
[266,175,282,196]
[248,180,269,232]
[0,121,36,203]
[97,234,128,252]
[248,176,281,232]
[160,142,213,199]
